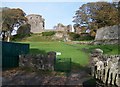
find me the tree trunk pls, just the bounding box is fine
[7,36,10,42]
[7,31,11,42]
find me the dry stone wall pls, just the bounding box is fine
[91,49,120,87]
[72,41,93,45]
[19,52,56,71]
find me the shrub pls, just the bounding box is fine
[68,32,80,40]
[68,32,94,41]
[42,31,56,36]
[12,34,31,41]
[79,35,94,41]
[12,24,31,41]
[17,24,31,35]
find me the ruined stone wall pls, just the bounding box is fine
[19,52,56,71]
[91,50,120,87]
[26,14,45,33]
[95,25,120,44]
[55,24,72,33]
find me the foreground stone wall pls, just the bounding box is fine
[94,25,120,45]
[91,49,120,87]
[19,52,56,71]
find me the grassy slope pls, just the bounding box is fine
[19,41,119,70]
[18,34,119,69]
[19,34,55,42]
[29,41,89,66]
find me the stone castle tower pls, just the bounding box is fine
[26,14,45,33]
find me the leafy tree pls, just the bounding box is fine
[12,24,31,41]
[17,24,31,35]
[73,2,119,33]
[57,23,65,27]
[1,7,27,42]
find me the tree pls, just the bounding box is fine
[12,24,31,41]
[73,2,119,32]
[17,24,31,35]
[1,7,27,42]
[57,23,65,28]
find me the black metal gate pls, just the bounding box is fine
[54,58,71,72]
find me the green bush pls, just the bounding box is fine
[12,24,31,41]
[68,32,94,41]
[17,24,31,35]
[42,31,56,36]
[68,32,80,40]
[79,35,94,41]
[12,34,31,41]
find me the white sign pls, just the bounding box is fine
[56,52,61,56]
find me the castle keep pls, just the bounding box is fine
[26,14,45,33]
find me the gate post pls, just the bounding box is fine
[47,51,56,70]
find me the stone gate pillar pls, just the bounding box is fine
[47,51,56,70]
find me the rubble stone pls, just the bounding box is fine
[19,52,56,71]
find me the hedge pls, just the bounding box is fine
[42,31,56,36]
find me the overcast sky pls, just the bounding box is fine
[1,0,112,29]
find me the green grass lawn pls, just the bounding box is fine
[70,43,119,55]
[29,41,89,66]
[21,41,119,70]
[19,34,56,42]
[28,41,90,70]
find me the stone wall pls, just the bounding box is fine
[90,49,120,87]
[19,52,56,71]
[72,41,93,45]
[94,25,120,45]
[53,31,64,40]
[55,24,72,33]
[26,14,45,33]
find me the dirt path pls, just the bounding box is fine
[2,68,95,86]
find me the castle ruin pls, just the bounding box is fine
[26,14,45,33]
[94,25,120,45]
